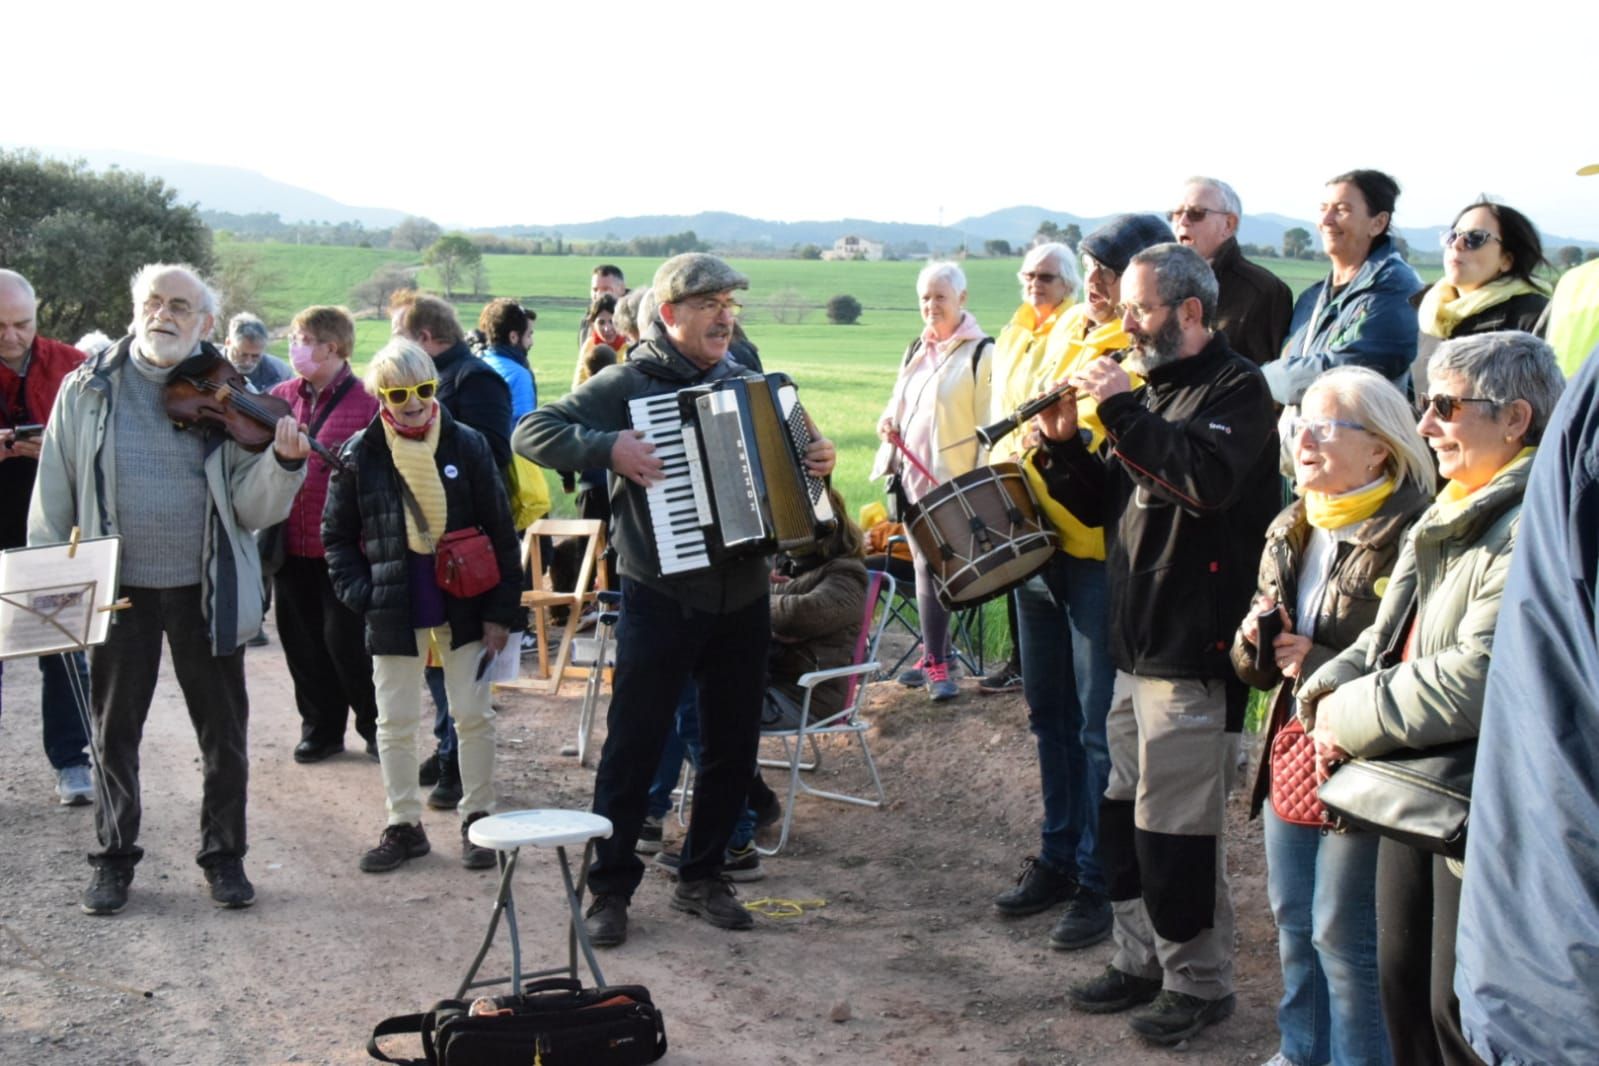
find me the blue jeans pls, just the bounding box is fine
[0,652,93,770]
[1014,554,1114,891]
[426,665,457,759]
[1263,808,1391,1066]
[647,680,756,849]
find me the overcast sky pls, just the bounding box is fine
[13,0,1597,238]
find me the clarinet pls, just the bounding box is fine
[973,380,1077,449]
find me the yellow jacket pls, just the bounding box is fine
[990,301,1069,463]
[1547,260,1599,376]
[1020,304,1143,560]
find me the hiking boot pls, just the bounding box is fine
[427,753,462,810]
[461,812,497,870]
[671,877,754,930]
[635,815,665,855]
[1049,889,1114,950]
[56,764,94,806]
[418,750,442,787]
[978,663,1023,694]
[1129,989,1237,1045]
[204,858,256,909]
[993,855,1078,917]
[896,658,928,688]
[1067,966,1164,1014]
[81,865,133,915]
[722,844,765,883]
[360,823,430,873]
[925,660,958,702]
[585,893,629,947]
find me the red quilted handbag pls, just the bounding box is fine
[1270,717,1329,827]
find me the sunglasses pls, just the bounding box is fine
[380,380,437,406]
[1168,206,1230,224]
[1416,394,1497,421]
[1019,271,1062,284]
[1440,229,1502,252]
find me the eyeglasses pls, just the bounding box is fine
[680,297,742,317]
[1120,300,1174,322]
[1019,271,1062,285]
[1288,416,1369,443]
[1416,394,1497,421]
[379,380,438,406]
[1440,229,1503,252]
[142,296,201,320]
[1168,206,1231,224]
[1082,255,1119,280]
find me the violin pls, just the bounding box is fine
[162,349,349,472]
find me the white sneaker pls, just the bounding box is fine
[1259,1054,1317,1066]
[56,764,94,806]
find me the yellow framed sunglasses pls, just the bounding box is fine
[380,379,437,406]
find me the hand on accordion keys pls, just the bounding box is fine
[802,411,837,478]
[611,428,665,487]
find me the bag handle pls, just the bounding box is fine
[367,1011,432,1065]
[396,478,437,554]
[519,977,584,996]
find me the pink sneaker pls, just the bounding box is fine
[924,660,958,702]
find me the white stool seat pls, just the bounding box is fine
[469,809,613,851]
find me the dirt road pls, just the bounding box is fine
[0,618,1283,1065]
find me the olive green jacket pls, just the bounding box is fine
[1298,454,1533,758]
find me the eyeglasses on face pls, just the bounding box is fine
[1169,206,1230,224]
[1440,229,1503,252]
[680,297,742,317]
[1288,416,1369,443]
[1416,393,1497,421]
[380,380,438,406]
[1120,300,1175,322]
[1081,255,1119,280]
[142,295,201,320]
[1019,271,1062,285]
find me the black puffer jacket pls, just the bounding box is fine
[434,340,512,468]
[323,407,523,656]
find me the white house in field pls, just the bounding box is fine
[822,235,885,261]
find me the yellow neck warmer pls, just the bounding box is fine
[1305,476,1395,530]
[1418,277,1546,339]
[1436,446,1537,519]
[383,415,447,553]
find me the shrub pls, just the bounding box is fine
[826,294,863,325]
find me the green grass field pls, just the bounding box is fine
[217,243,1441,519]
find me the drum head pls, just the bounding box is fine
[905,463,1058,609]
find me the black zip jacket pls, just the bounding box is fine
[1033,332,1279,680]
[433,340,512,468]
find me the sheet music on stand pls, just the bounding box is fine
[0,536,123,661]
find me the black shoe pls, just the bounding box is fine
[655,846,765,883]
[635,815,665,855]
[751,792,782,832]
[360,823,431,873]
[671,877,754,930]
[366,739,379,760]
[461,812,497,870]
[993,855,1078,917]
[977,663,1022,694]
[204,858,256,909]
[585,893,629,947]
[418,751,442,787]
[1067,966,1164,1014]
[81,865,133,915]
[1128,990,1237,1045]
[293,738,344,764]
[1049,889,1114,950]
[246,631,270,648]
[427,754,462,810]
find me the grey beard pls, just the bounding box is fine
[1124,346,1179,376]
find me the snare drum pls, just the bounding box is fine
[904,462,1058,609]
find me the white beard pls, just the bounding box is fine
[135,327,196,367]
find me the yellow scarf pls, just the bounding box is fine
[1435,446,1537,520]
[1305,476,1395,530]
[1418,277,1547,339]
[382,414,447,554]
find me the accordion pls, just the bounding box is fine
[628,373,836,576]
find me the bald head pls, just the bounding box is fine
[0,269,39,368]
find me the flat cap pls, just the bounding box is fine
[652,253,749,304]
[1080,213,1176,275]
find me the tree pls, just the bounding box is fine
[350,262,417,313]
[1557,245,1585,269]
[1283,227,1313,259]
[984,239,1013,257]
[765,286,810,325]
[1392,235,1411,262]
[0,150,214,341]
[390,216,442,252]
[826,294,863,325]
[424,234,481,298]
[1062,223,1082,248]
[795,243,823,260]
[1586,248,1599,263]
[212,248,280,329]
[469,257,489,298]
[1035,221,1061,243]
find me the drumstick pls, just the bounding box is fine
[886,431,938,484]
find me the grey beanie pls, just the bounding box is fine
[1080,214,1176,274]
[652,253,749,304]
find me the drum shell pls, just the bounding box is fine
[904,462,1058,609]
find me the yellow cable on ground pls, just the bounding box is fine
[743,898,828,919]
